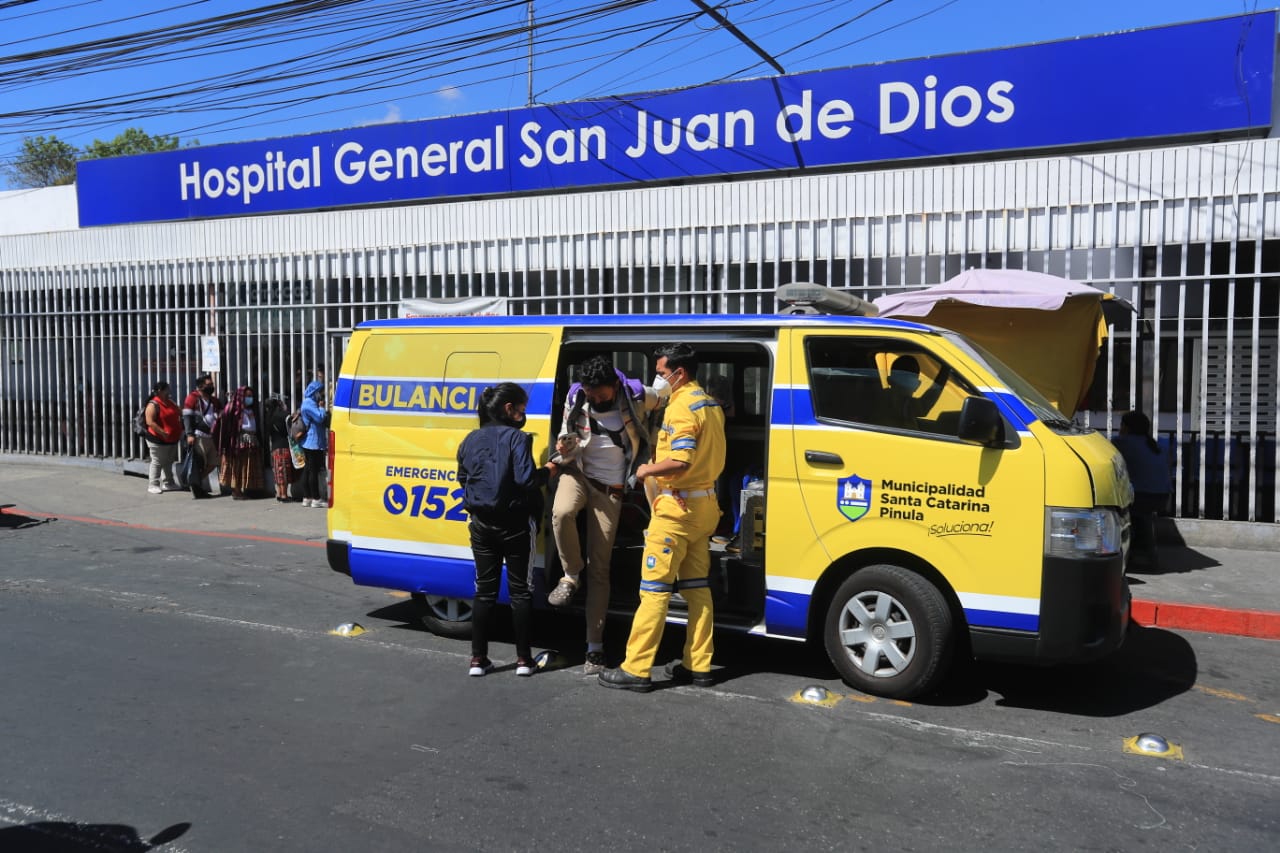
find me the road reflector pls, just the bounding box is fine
[790,685,842,707]
[330,622,366,637]
[1123,732,1183,760]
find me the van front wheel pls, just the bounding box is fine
[410,593,473,638]
[823,565,952,699]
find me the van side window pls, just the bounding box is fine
[806,338,978,438]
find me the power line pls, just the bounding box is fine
[0,0,968,174]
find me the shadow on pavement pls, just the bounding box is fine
[952,624,1197,715]
[1127,545,1221,577]
[364,600,1197,715]
[0,506,52,530]
[0,821,189,852]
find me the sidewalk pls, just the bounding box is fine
[2,457,1277,640]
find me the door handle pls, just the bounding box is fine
[804,450,843,466]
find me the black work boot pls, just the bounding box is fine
[598,667,654,693]
[665,662,714,687]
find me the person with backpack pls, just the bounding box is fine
[545,354,662,674]
[140,380,182,494]
[456,382,553,677]
[298,377,329,508]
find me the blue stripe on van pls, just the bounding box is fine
[772,387,817,427]
[350,548,483,600]
[333,377,555,416]
[988,391,1035,431]
[963,607,1039,632]
[775,385,1037,433]
[765,590,810,638]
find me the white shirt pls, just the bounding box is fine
[580,407,627,485]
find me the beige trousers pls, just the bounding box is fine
[550,467,622,645]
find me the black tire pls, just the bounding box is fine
[410,592,473,638]
[823,564,953,699]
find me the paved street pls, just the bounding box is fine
[2,490,1278,852]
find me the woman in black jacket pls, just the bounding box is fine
[456,382,552,678]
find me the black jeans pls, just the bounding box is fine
[301,448,326,500]
[469,514,534,661]
[1130,491,1168,569]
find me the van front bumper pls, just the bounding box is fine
[970,553,1129,663]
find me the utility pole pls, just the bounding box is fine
[527,1,535,106]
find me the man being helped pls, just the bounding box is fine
[547,354,661,674]
[599,343,726,692]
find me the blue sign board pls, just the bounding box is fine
[77,13,1275,227]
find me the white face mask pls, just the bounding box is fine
[651,374,672,399]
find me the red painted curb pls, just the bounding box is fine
[1131,598,1280,641]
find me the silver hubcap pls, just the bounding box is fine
[425,596,472,622]
[837,589,916,678]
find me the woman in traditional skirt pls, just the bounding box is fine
[263,396,296,502]
[215,385,266,500]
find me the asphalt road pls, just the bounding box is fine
[2,512,1278,852]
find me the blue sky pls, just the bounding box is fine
[0,0,1265,186]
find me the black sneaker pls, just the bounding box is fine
[665,662,714,687]
[468,656,494,677]
[598,667,653,693]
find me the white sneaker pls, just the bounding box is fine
[147,485,163,494]
[313,500,327,508]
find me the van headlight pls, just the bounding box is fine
[1046,507,1121,558]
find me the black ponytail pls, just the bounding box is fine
[478,382,528,427]
[147,380,169,406]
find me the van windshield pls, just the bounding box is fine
[945,332,1083,433]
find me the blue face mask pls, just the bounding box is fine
[244,396,255,405]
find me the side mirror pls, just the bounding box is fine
[957,396,1006,447]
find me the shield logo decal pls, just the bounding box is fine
[837,474,872,522]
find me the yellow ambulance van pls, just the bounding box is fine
[326,289,1133,698]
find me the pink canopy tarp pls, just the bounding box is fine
[873,269,1132,418]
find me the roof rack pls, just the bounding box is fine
[776,283,878,317]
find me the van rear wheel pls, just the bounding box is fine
[823,565,952,699]
[410,593,473,638]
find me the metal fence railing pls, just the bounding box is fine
[3,142,1278,522]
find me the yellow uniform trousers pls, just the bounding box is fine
[621,492,721,678]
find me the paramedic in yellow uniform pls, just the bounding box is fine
[599,343,726,693]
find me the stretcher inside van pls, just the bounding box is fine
[326,291,1132,699]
